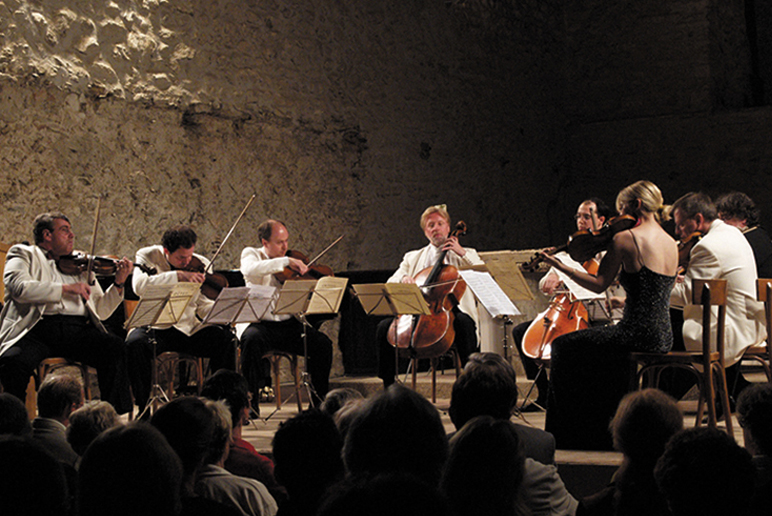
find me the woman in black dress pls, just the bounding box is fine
[540,180,678,450]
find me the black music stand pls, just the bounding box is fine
[274,277,348,411]
[351,283,431,386]
[125,282,200,419]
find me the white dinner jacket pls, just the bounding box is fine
[670,219,766,366]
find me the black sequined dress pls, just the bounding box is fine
[544,265,676,450]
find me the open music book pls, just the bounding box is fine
[124,282,200,330]
[351,283,431,316]
[274,277,349,316]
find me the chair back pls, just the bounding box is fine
[692,279,727,364]
[757,279,772,348]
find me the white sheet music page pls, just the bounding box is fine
[459,270,521,318]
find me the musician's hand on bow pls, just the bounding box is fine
[288,257,309,276]
[541,272,562,296]
[63,282,92,301]
[177,270,205,283]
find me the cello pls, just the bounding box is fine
[387,221,468,359]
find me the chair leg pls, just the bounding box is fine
[292,356,302,411]
[272,358,282,409]
[715,364,734,435]
[430,357,437,404]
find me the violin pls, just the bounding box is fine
[387,221,468,358]
[677,231,702,274]
[274,250,334,283]
[57,252,157,277]
[179,255,229,301]
[520,215,637,272]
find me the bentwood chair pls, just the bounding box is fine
[400,346,462,403]
[630,279,733,435]
[739,278,772,382]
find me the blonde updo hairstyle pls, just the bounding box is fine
[616,180,666,222]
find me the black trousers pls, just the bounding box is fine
[240,319,333,399]
[125,325,236,410]
[0,315,133,414]
[376,309,478,388]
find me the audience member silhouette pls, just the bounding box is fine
[150,396,246,516]
[579,388,683,516]
[196,399,278,516]
[736,382,772,514]
[66,400,120,459]
[0,434,70,516]
[319,387,364,418]
[0,391,32,436]
[654,427,755,516]
[78,423,183,516]
[317,473,451,516]
[449,352,555,464]
[343,384,448,487]
[441,415,525,516]
[32,372,83,469]
[201,369,286,503]
[271,408,345,516]
[448,352,577,516]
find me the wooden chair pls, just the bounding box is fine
[264,351,303,411]
[401,347,462,403]
[37,357,94,400]
[630,279,733,434]
[739,278,772,381]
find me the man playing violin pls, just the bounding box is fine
[0,212,133,414]
[126,225,236,413]
[239,219,333,402]
[376,205,484,389]
[669,192,766,403]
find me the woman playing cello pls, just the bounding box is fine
[538,181,678,451]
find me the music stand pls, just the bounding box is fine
[274,277,348,409]
[351,283,431,386]
[125,282,200,419]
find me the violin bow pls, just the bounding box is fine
[307,234,344,267]
[85,196,102,286]
[205,194,256,274]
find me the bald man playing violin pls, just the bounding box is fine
[239,219,333,404]
[126,224,237,413]
[0,212,133,413]
[376,205,484,389]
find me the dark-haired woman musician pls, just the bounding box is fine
[539,181,678,451]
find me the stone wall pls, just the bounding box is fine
[1,0,566,270]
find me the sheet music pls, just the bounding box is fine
[200,285,276,325]
[351,283,431,316]
[550,251,605,301]
[477,250,534,301]
[306,277,348,315]
[275,280,316,315]
[459,270,521,318]
[125,282,200,329]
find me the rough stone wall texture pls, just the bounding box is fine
[1,0,565,270]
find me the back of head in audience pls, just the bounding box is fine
[202,399,233,466]
[654,427,755,516]
[78,423,183,516]
[66,400,120,456]
[737,382,772,457]
[37,373,84,422]
[0,392,32,436]
[150,396,216,491]
[449,352,517,430]
[272,408,344,497]
[320,387,364,418]
[343,384,448,486]
[441,415,525,516]
[0,435,70,516]
[201,369,251,431]
[318,473,450,516]
[610,388,683,467]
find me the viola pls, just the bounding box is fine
[274,250,334,283]
[677,231,702,274]
[387,221,468,359]
[180,255,229,301]
[57,252,157,277]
